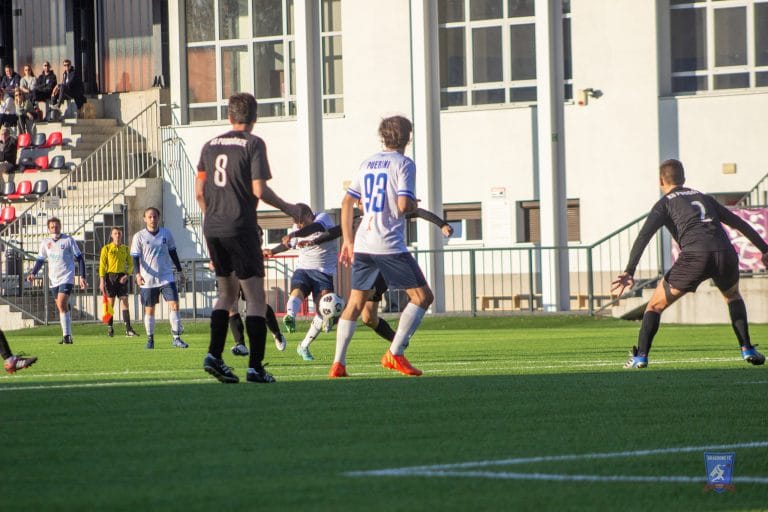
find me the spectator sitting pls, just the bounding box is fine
[14,90,35,135]
[50,59,86,118]
[0,65,21,122]
[34,61,57,114]
[0,126,17,181]
[18,64,36,97]
[0,89,17,128]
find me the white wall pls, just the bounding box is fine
[168,0,768,256]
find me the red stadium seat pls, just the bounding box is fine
[16,132,31,149]
[42,131,63,148]
[0,205,16,225]
[34,155,49,170]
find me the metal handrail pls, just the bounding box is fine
[736,171,768,207]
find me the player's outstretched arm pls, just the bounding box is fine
[714,202,768,254]
[409,207,454,237]
[252,179,301,222]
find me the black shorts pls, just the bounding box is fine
[368,273,388,302]
[104,273,129,298]
[207,233,264,279]
[665,250,739,293]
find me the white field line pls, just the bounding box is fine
[345,441,768,484]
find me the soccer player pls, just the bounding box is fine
[612,159,768,368]
[27,217,87,344]
[99,227,138,337]
[301,207,453,344]
[196,92,300,384]
[2,328,37,374]
[330,115,433,378]
[264,203,339,361]
[130,207,187,350]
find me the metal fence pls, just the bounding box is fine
[0,225,665,326]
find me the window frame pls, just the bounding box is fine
[668,0,768,94]
[517,199,580,244]
[185,0,343,122]
[438,0,573,110]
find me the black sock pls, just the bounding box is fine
[0,329,12,359]
[245,316,267,368]
[229,313,245,344]
[108,316,114,327]
[637,311,661,357]
[374,318,396,342]
[208,309,229,359]
[728,299,751,348]
[122,309,131,328]
[265,305,281,337]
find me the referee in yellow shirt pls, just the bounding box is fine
[99,227,138,337]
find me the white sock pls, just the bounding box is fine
[390,304,426,356]
[334,319,356,365]
[170,310,182,337]
[61,312,71,336]
[286,296,302,317]
[145,315,155,336]
[301,315,324,348]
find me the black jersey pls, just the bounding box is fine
[625,186,768,275]
[198,130,271,237]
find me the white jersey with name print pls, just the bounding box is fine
[36,234,82,288]
[346,150,416,255]
[290,212,338,275]
[130,227,177,288]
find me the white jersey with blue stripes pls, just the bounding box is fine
[346,150,416,255]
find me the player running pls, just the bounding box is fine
[264,203,339,361]
[196,92,299,384]
[612,159,768,368]
[330,115,433,378]
[27,217,87,344]
[2,328,37,374]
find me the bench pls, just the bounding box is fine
[477,294,618,311]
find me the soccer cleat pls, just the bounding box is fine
[296,344,314,361]
[4,354,38,374]
[146,336,154,350]
[107,326,114,337]
[203,354,239,383]
[328,362,348,378]
[172,337,189,349]
[381,350,423,376]
[125,327,138,337]
[274,333,287,352]
[59,335,73,345]
[246,364,276,383]
[283,314,296,333]
[742,345,766,366]
[231,343,249,356]
[624,345,648,369]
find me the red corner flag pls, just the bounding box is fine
[102,293,113,324]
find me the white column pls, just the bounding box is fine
[168,0,187,124]
[410,0,445,312]
[535,0,569,311]
[294,0,325,211]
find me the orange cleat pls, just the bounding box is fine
[381,350,422,376]
[328,361,348,378]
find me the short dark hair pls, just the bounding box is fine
[143,206,160,217]
[228,93,258,125]
[378,116,412,150]
[659,159,685,185]
[47,217,61,227]
[63,59,72,67]
[296,203,314,220]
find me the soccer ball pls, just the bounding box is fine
[318,293,344,320]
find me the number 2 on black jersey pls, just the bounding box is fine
[691,200,712,223]
[214,154,228,187]
[363,173,387,213]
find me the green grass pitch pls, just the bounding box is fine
[3,316,767,511]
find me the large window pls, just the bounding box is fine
[670,0,768,93]
[186,0,343,122]
[438,0,572,109]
